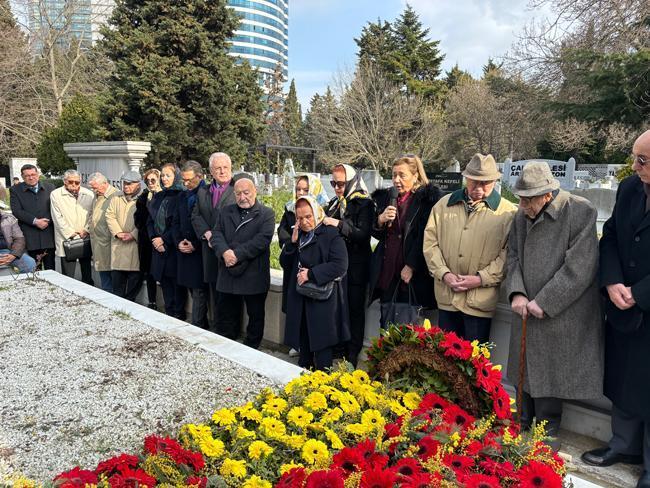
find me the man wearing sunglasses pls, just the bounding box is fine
[49,169,95,285]
[583,130,650,488]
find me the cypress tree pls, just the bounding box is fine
[284,79,302,146]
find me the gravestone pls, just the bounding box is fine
[503,158,576,190]
[63,141,152,188]
[426,172,463,192]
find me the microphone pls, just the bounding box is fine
[388,187,398,227]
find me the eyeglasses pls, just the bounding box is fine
[66,181,81,186]
[330,181,346,189]
[633,155,649,166]
[145,178,158,183]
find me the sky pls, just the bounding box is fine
[288,0,547,110]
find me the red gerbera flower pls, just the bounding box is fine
[473,356,502,393]
[491,388,512,420]
[439,332,473,360]
[465,440,484,456]
[394,458,422,478]
[442,404,476,429]
[305,469,345,488]
[185,476,207,488]
[276,467,307,488]
[516,461,563,488]
[384,422,401,439]
[107,467,157,488]
[479,459,515,478]
[169,448,205,472]
[143,435,182,456]
[54,467,98,487]
[356,439,377,460]
[443,454,475,475]
[95,454,140,476]
[419,393,450,411]
[401,472,442,488]
[416,435,441,461]
[463,473,501,488]
[332,447,367,473]
[360,465,397,488]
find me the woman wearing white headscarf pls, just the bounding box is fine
[323,164,374,366]
[280,195,350,370]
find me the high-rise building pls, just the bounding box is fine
[226,0,289,86]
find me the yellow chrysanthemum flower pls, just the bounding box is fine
[220,458,247,479]
[303,391,328,411]
[301,439,329,465]
[198,436,225,458]
[235,425,257,440]
[212,408,237,426]
[248,440,274,460]
[260,417,287,439]
[335,391,361,414]
[242,475,272,488]
[389,399,408,416]
[402,392,421,410]
[345,423,370,436]
[183,423,213,443]
[286,406,314,428]
[281,433,307,449]
[361,409,385,430]
[352,370,370,384]
[325,429,344,449]
[262,397,288,417]
[339,373,356,390]
[240,407,263,423]
[280,462,304,475]
[321,407,343,425]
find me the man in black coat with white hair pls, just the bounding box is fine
[582,129,650,488]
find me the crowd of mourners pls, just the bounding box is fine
[2,129,650,486]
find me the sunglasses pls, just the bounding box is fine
[66,181,81,186]
[330,180,346,189]
[145,178,158,183]
[633,155,648,166]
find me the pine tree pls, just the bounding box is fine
[100,0,265,165]
[283,79,302,146]
[355,19,396,67]
[444,64,473,89]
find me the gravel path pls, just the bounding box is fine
[0,279,276,482]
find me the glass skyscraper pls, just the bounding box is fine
[226,0,289,86]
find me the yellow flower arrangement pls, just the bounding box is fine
[286,406,314,428]
[260,417,287,439]
[301,438,329,466]
[242,474,272,488]
[219,458,247,478]
[247,440,274,460]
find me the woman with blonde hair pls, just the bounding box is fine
[370,154,444,327]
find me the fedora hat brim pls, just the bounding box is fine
[461,170,502,181]
[513,180,560,197]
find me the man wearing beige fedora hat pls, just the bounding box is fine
[506,161,603,451]
[423,153,516,343]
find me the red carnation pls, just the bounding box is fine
[54,467,98,487]
[443,454,475,475]
[360,465,397,488]
[186,476,207,488]
[439,333,473,360]
[491,388,512,420]
[416,435,441,461]
[401,472,442,488]
[463,473,501,488]
[516,461,563,488]
[277,467,307,488]
[474,357,502,393]
[305,469,345,488]
[442,404,476,429]
[107,467,157,488]
[333,447,367,473]
[394,458,422,478]
[419,393,450,411]
[95,453,140,476]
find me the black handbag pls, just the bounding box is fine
[380,284,424,329]
[63,236,92,262]
[296,279,336,301]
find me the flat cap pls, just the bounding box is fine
[121,170,141,183]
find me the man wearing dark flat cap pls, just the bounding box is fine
[506,161,604,452]
[582,130,650,488]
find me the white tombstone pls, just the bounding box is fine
[503,157,576,191]
[63,141,152,189]
[10,158,39,182]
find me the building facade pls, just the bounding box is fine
[226,0,289,86]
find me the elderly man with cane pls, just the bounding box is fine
[505,162,603,451]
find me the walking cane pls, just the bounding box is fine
[516,316,528,423]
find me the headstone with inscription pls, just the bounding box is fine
[503,158,576,190]
[426,172,463,192]
[63,141,152,189]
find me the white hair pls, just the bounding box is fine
[63,169,80,180]
[88,172,108,184]
[208,152,232,168]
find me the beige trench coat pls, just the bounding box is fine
[50,186,94,257]
[105,192,139,271]
[88,185,118,272]
[423,190,517,318]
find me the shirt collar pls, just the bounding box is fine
[447,188,501,211]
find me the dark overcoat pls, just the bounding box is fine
[281,224,351,352]
[191,182,236,283]
[134,190,154,274]
[505,190,604,399]
[147,189,182,282]
[210,200,274,295]
[278,208,297,312]
[600,175,650,420]
[370,183,444,308]
[172,186,205,290]
[9,182,55,251]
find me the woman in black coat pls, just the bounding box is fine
[147,163,187,319]
[323,164,374,366]
[278,174,329,313]
[281,196,350,370]
[134,169,161,308]
[370,155,444,326]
